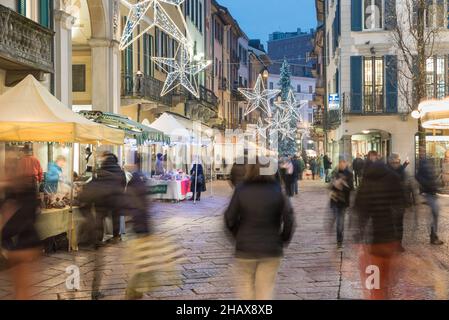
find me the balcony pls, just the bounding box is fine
[0,5,54,73]
[121,73,172,107]
[187,85,219,111]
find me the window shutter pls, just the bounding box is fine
[385,55,398,113]
[385,0,397,30]
[350,56,363,113]
[17,0,26,16]
[351,0,362,31]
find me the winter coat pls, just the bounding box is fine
[323,155,332,170]
[352,157,365,173]
[190,164,206,192]
[230,163,246,188]
[354,161,406,244]
[224,180,296,259]
[292,159,301,179]
[44,162,62,193]
[416,159,440,195]
[329,168,354,208]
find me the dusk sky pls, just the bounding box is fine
[217,0,317,47]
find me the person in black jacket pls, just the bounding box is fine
[292,155,301,195]
[190,161,206,201]
[354,153,407,300]
[329,158,354,247]
[323,154,333,182]
[224,162,295,300]
[416,156,444,245]
[352,154,365,187]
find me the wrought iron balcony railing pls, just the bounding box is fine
[0,4,54,73]
[121,73,172,107]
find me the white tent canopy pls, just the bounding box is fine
[150,112,214,145]
[0,75,124,144]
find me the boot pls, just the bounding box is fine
[431,233,444,245]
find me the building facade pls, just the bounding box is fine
[318,0,449,169]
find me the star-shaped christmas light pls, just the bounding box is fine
[275,89,303,121]
[255,117,271,139]
[152,45,211,98]
[119,0,187,51]
[238,75,280,117]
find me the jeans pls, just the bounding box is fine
[424,193,440,236]
[293,179,299,195]
[234,258,281,300]
[332,206,345,243]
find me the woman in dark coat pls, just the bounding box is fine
[224,163,296,300]
[190,161,206,201]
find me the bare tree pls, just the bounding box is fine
[390,0,443,160]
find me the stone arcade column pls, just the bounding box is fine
[338,135,353,162]
[53,8,75,107]
[89,38,121,114]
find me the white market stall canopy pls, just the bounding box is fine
[150,112,214,144]
[0,75,124,144]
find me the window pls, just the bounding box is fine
[72,65,86,92]
[269,82,274,89]
[17,0,26,16]
[186,0,190,16]
[363,57,384,113]
[195,0,199,27]
[297,85,301,93]
[426,0,446,28]
[363,0,383,30]
[308,112,313,124]
[215,58,218,76]
[309,86,313,93]
[199,2,203,32]
[426,56,446,99]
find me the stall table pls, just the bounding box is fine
[148,179,191,202]
[36,207,80,251]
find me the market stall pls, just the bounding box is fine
[0,75,124,251]
[150,112,214,202]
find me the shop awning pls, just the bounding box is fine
[150,112,214,144]
[79,111,170,145]
[419,99,449,129]
[0,75,124,144]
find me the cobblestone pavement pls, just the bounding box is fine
[1,179,449,300]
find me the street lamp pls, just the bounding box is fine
[262,69,269,80]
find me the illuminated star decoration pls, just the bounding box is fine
[119,0,187,51]
[238,75,281,117]
[266,106,297,141]
[152,45,211,98]
[274,89,304,121]
[255,117,271,140]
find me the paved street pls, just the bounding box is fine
[1,180,449,300]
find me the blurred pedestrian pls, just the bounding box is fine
[310,157,318,180]
[416,154,444,245]
[298,156,306,181]
[354,151,406,299]
[280,156,295,197]
[230,155,247,188]
[292,155,301,195]
[387,153,410,251]
[225,162,295,300]
[318,155,325,179]
[190,159,206,201]
[77,152,127,300]
[155,153,165,176]
[323,154,333,183]
[352,153,365,187]
[1,152,42,300]
[329,158,354,248]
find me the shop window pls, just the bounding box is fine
[72,65,86,92]
[426,56,446,99]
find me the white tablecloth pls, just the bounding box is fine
[148,179,191,201]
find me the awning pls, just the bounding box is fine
[79,111,170,145]
[419,99,449,130]
[0,75,124,144]
[150,112,214,144]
